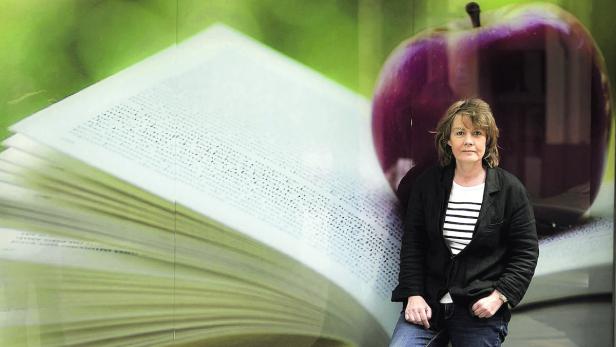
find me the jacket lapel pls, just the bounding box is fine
[438,164,455,251]
[474,166,502,232]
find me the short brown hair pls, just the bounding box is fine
[434,98,500,167]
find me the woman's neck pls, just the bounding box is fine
[454,161,486,187]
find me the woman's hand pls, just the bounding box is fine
[405,296,432,329]
[471,290,505,318]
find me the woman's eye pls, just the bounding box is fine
[473,131,483,136]
[456,131,464,136]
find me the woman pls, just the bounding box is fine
[389,99,539,347]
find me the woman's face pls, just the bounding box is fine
[447,114,486,166]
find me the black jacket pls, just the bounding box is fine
[391,163,539,319]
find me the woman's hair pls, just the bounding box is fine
[434,98,500,167]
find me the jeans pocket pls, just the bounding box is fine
[498,316,509,343]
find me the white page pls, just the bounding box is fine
[11,25,401,331]
[523,216,613,305]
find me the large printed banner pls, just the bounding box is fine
[0,1,613,346]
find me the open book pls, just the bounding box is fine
[0,25,403,346]
[0,24,612,347]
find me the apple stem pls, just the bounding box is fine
[465,2,481,28]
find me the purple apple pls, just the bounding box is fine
[372,2,612,230]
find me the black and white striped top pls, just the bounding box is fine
[443,181,485,256]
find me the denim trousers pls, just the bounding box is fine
[389,302,508,347]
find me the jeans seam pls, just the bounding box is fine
[425,329,445,347]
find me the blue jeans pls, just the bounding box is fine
[389,303,508,347]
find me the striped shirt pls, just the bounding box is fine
[440,181,485,304]
[443,181,484,256]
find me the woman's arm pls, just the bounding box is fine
[495,185,539,307]
[391,181,428,301]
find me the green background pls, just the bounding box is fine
[1,0,614,177]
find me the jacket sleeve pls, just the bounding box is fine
[391,180,428,302]
[495,184,539,307]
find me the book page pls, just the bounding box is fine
[0,228,168,276]
[11,25,402,331]
[523,216,613,304]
